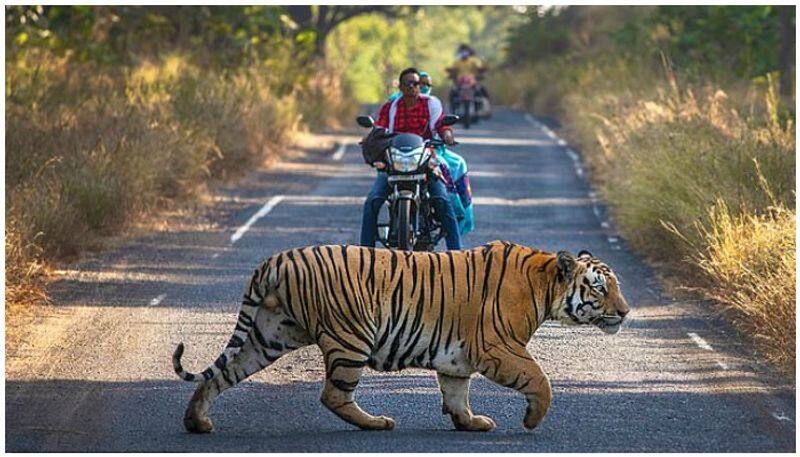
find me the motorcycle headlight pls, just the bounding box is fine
[390,146,426,172]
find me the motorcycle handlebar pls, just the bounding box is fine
[427,139,459,147]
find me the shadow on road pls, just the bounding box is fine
[6,372,794,452]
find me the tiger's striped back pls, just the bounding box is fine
[264,241,559,372]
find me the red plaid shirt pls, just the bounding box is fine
[375,96,452,140]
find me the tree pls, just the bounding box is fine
[284,6,413,57]
[777,6,795,101]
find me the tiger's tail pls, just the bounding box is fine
[172,261,279,383]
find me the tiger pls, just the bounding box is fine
[172,240,630,433]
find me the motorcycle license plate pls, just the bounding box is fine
[388,174,426,182]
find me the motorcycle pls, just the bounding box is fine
[357,114,459,251]
[452,75,478,129]
[448,72,491,128]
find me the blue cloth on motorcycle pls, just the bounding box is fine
[435,145,474,236]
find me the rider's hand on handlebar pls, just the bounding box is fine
[373,161,387,170]
[443,129,456,146]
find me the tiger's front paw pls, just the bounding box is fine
[184,414,214,434]
[523,407,546,430]
[380,416,396,430]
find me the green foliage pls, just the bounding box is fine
[6,6,300,68]
[327,14,408,103]
[326,6,524,104]
[503,6,795,83]
[653,6,788,79]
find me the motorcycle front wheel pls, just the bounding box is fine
[396,199,413,251]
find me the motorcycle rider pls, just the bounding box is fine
[448,44,485,80]
[386,71,474,238]
[388,71,433,101]
[360,67,462,250]
[447,44,490,113]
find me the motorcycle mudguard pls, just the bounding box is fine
[397,190,415,200]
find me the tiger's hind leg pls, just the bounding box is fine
[184,308,311,433]
[318,337,395,431]
[475,344,553,430]
[436,373,496,431]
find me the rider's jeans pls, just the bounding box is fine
[360,172,462,250]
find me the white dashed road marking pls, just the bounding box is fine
[149,294,166,307]
[332,142,347,161]
[687,332,714,351]
[230,195,285,244]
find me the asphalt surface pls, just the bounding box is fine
[5,108,795,452]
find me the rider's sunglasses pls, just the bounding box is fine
[420,83,432,88]
[401,80,421,88]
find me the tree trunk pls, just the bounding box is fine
[778,6,795,103]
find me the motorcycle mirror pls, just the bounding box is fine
[443,114,459,126]
[356,115,375,128]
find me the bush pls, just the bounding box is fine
[5,51,308,265]
[691,200,795,371]
[495,41,796,373]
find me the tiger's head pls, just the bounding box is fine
[552,250,630,334]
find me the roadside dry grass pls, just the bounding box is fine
[5,50,354,346]
[496,58,796,374]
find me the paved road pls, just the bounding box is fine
[6,109,795,452]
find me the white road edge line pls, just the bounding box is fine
[332,142,347,161]
[149,294,166,307]
[230,195,285,244]
[523,113,537,125]
[688,333,731,371]
[687,332,714,351]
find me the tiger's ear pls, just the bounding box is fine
[556,251,577,282]
[577,250,593,259]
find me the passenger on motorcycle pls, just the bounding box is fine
[360,67,462,250]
